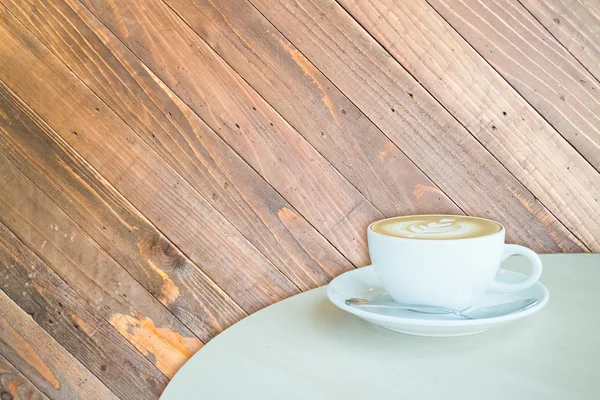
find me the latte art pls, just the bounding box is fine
[371,215,502,240]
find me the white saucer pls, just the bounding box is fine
[327,265,549,337]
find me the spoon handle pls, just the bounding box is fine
[345,298,455,314]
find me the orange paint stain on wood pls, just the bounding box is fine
[0,314,60,390]
[379,140,394,163]
[69,314,97,339]
[277,207,299,223]
[147,259,180,306]
[283,41,340,126]
[135,239,181,306]
[109,313,202,378]
[7,381,20,396]
[412,184,445,206]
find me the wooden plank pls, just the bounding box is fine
[0,7,300,314]
[75,0,383,266]
[0,152,202,379]
[336,0,600,250]
[0,221,168,399]
[0,354,47,400]
[245,0,585,252]
[0,291,117,400]
[0,76,246,341]
[427,0,600,173]
[1,0,354,292]
[157,0,462,218]
[519,0,600,82]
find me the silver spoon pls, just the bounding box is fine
[345,297,539,319]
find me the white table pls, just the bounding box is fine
[161,254,599,399]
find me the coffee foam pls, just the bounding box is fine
[371,215,502,240]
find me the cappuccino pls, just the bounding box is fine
[368,214,541,309]
[370,215,502,240]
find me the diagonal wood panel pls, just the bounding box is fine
[1,0,599,398]
[0,354,47,400]
[428,0,600,172]
[0,152,202,379]
[76,0,384,266]
[519,0,600,82]
[0,222,166,399]
[0,79,246,341]
[160,0,462,217]
[0,6,300,312]
[2,0,354,292]
[337,0,600,250]
[246,0,585,252]
[0,289,118,400]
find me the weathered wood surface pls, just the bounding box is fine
[0,221,168,399]
[0,290,118,400]
[338,0,600,250]
[0,0,598,398]
[0,78,245,340]
[2,0,354,292]
[0,151,202,379]
[247,0,585,252]
[75,0,384,267]
[0,6,298,313]
[0,354,47,400]
[163,0,462,218]
[519,0,600,82]
[428,0,600,174]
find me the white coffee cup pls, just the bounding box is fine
[367,215,542,309]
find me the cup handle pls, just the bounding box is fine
[488,244,542,293]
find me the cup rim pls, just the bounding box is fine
[367,214,505,241]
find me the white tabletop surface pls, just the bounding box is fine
[161,254,599,399]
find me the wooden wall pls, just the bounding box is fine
[0,0,598,398]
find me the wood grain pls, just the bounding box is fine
[1,0,354,293]
[427,0,600,173]
[1,1,599,398]
[0,290,117,400]
[247,0,585,252]
[337,0,600,251]
[0,221,168,399]
[0,151,202,379]
[0,77,246,340]
[76,0,383,266]
[0,355,47,400]
[519,0,600,82]
[161,0,461,218]
[0,6,300,313]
